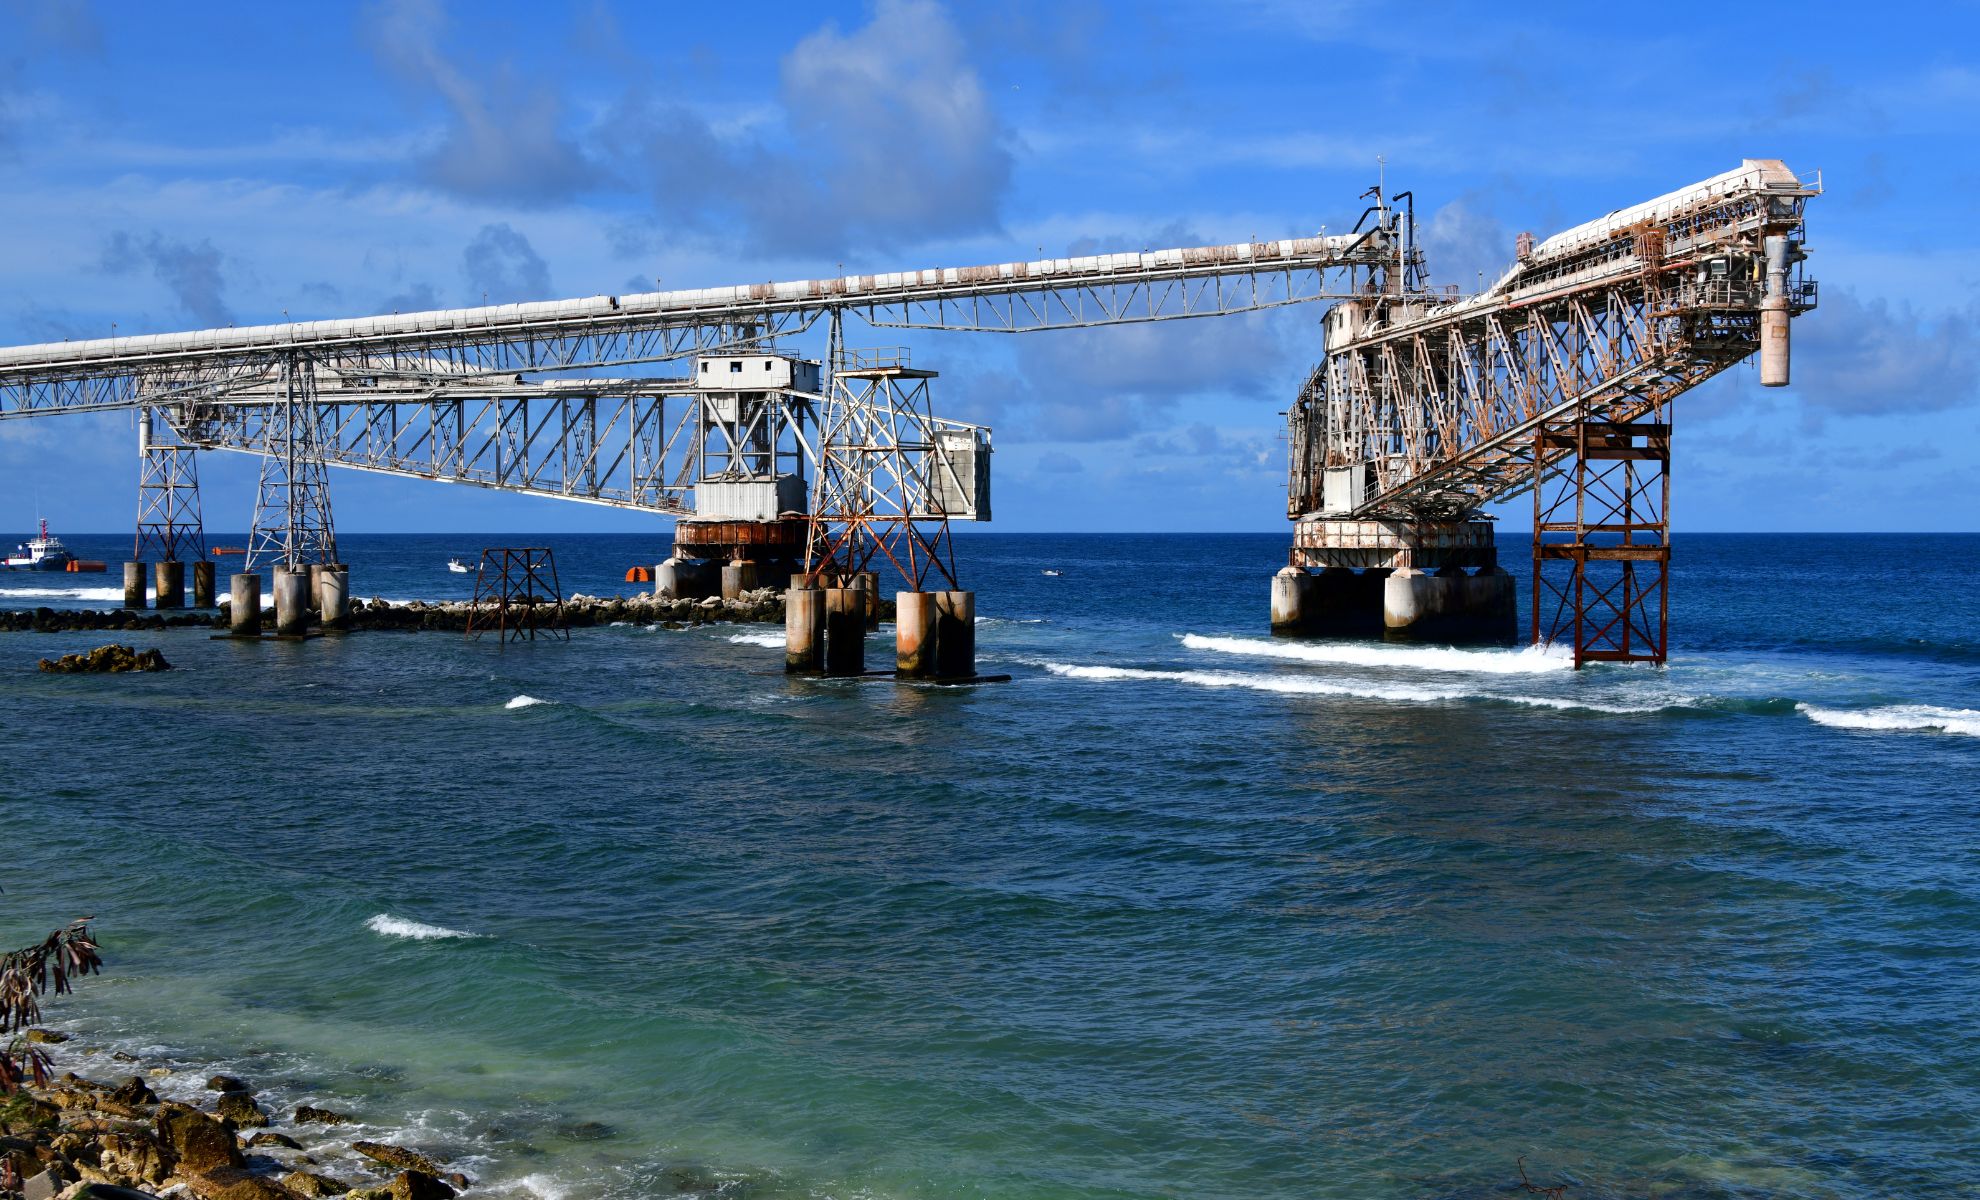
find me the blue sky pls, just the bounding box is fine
[1,0,1975,535]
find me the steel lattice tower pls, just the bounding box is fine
[134,407,207,562]
[245,354,338,571]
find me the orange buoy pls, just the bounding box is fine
[625,565,652,584]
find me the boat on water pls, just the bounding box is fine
[1041,569,1064,577]
[447,558,472,574]
[3,521,75,571]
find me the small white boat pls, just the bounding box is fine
[1041,569,1063,577]
[447,558,471,574]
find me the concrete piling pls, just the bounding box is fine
[721,559,758,602]
[823,587,866,676]
[230,573,262,636]
[321,567,351,628]
[273,566,310,636]
[307,563,327,611]
[1270,567,1313,632]
[1381,568,1443,631]
[895,591,939,678]
[855,571,881,629]
[122,561,147,609]
[785,587,825,673]
[934,590,975,679]
[191,560,216,608]
[154,560,185,609]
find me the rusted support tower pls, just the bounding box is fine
[466,548,569,642]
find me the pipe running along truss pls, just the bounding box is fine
[1288,158,1819,663]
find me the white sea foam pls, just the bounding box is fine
[726,631,786,648]
[365,914,482,940]
[1797,703,1980,738]
[0,585,128,602]
[504,695,551,710]
[1180,632,1571,675]
[1040,661,1672,714]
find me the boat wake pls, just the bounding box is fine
[1180,633,1570,674]
[1797,703,1980,738]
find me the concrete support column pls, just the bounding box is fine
[273,566,310,636]
[855,571,881,629]
[1382,568,1437,631]
[230,573,262,636]
[1466,566,1519,642]
[895,591,938,678]
[721,559,758,602]
[122,561,148,610]
[823,587,866,676]
[191,560,216,608]
[654,558,681,598]
[306,563,327,611]
[1270,566,1313,632]
[784,588,825,674]
[321,568,351,628]
[934,590,975,679]
[154,560,185,609]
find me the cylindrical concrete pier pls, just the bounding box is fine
[321,567,351,628]
[273,567,310,636]
[1270,566,1313,632]
[306,563,327,611]
[934,590,975,679]
[721,559,758,602]
[230,573,262,636]
[191,560,216,608]
[855,571,881,629]
[895,591,939,678]
[122,561,148,610]
[823,587,866,676]
[154,560,185,609]
[654,558,681,598]
[785,587,825,673]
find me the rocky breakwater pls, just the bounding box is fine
[0,1064,470,1200]
[0,587,896,636]
[349,586,799,632]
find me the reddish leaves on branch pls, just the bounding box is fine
[0,919,102,1094]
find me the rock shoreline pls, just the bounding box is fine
[0,1035,473,1200]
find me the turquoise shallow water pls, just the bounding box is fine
[1,532,1976,1199]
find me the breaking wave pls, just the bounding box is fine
[1797,703,1980,738]
[366,914,483,940]
[505,695,551,710]
[0,585,128,603]
[726,631,786,648]
[1040,661,1675,715]
[1180,633,1571,674]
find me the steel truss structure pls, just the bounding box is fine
[466,547,569,642]
[133,407,206,562]
[1289,158,1818,663]
[1531,405,1670,664]
[803,348,986,590]
[0,164,1815,663]
[244,356,337,571]
[179,376,702,515]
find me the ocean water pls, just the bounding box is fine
[1,532,1976,1200]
